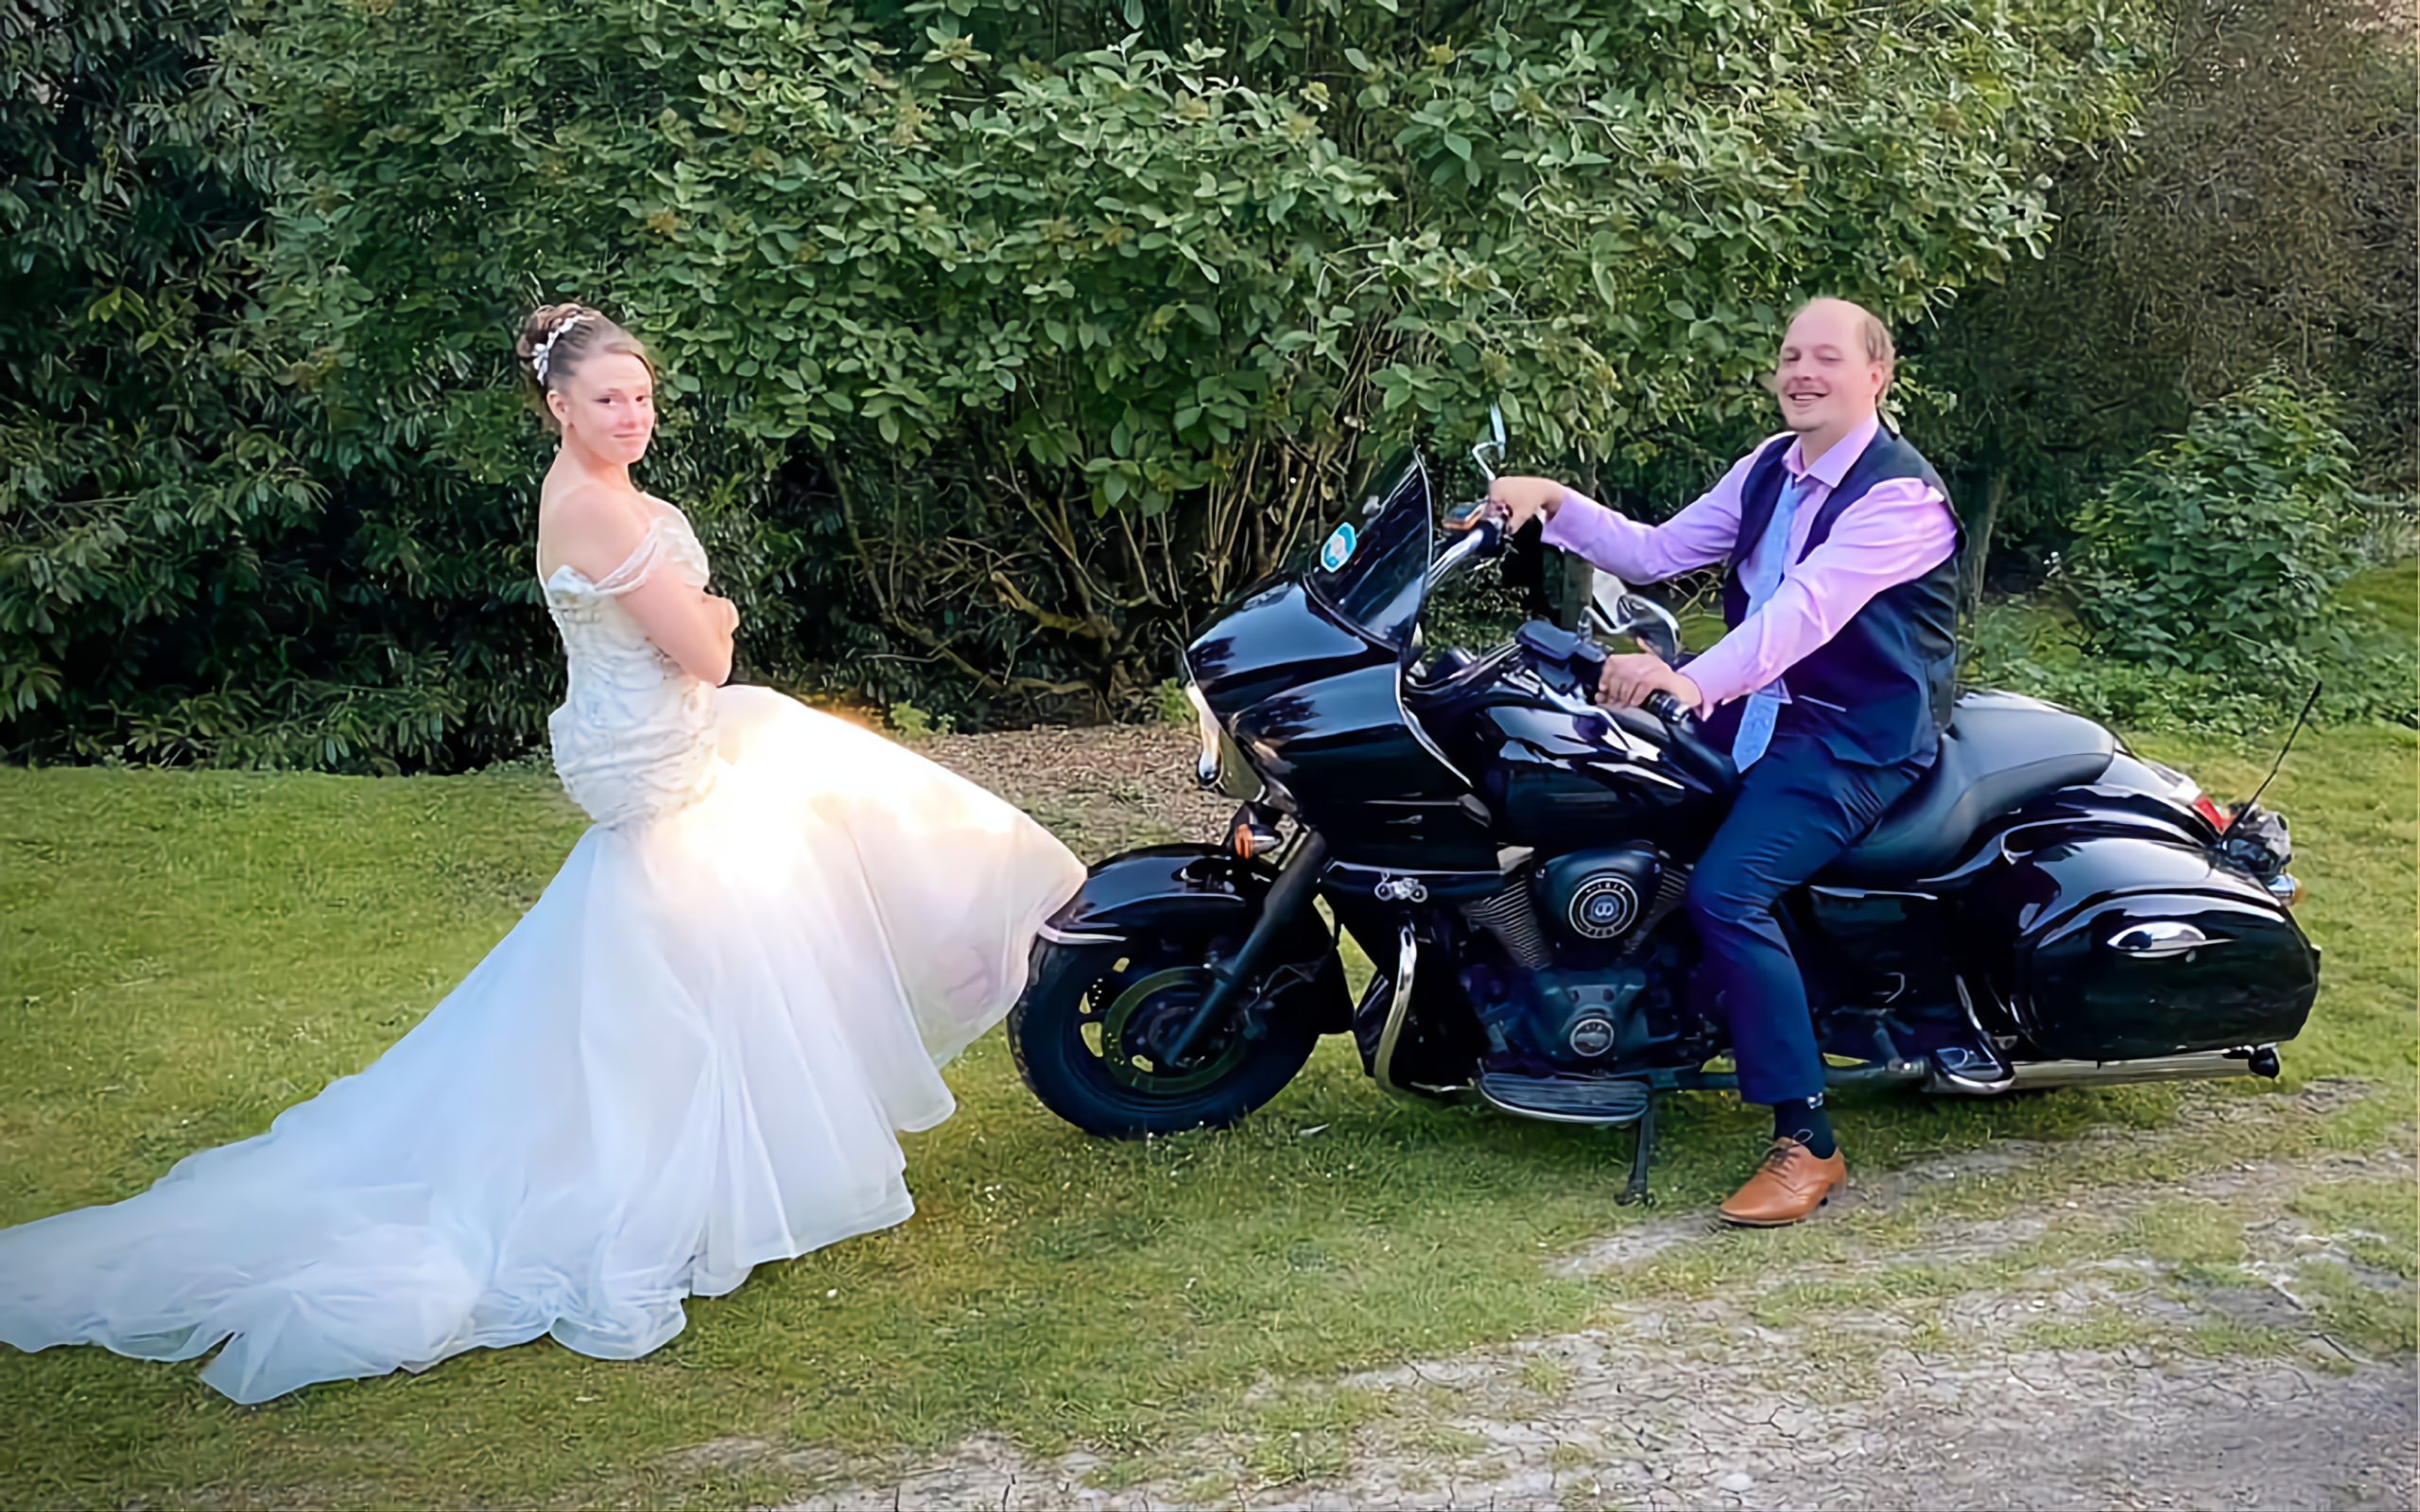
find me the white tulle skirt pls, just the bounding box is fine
[0,687,1085,1402]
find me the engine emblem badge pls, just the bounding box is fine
[1568,1015,1616,1057]
[1567,876,1641,940]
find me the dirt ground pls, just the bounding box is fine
[735,1091,2417,1510]
[752,726,2420,1511]
[919,721,1234,857]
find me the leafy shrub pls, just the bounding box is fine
[1965,567,2415,734]
[1151,679,1196,730]
[0,0,369,766]
[886,702,952,742]
[2058,374,2361,678]
[6,0,2168,768]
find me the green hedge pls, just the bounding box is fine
[7,0,2167,768]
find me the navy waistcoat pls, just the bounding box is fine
[1720,429,1962,766]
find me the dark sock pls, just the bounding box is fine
[1772,1096,1836,1159]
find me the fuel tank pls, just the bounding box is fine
[1456,697,1728,853]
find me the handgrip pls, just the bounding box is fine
[1642,689,1738,798]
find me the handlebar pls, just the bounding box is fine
[1641,689,1736,795]
[1426,508,1502,588]
[1539,628,1736,796]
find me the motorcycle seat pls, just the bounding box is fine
[1822,692,2117,884]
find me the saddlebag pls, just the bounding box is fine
[1981,833,2319,1062]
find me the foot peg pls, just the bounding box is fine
[1926,1041,2016,1094]
[1474,1072,1659,1206]
[1475,1070,1652,1125]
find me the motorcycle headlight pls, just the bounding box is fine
[1186,679,1222,790]
[1185,678,1267,803]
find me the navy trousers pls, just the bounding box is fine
[1684,723,1930,1106]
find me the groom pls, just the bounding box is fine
[1474,298,1960,1227]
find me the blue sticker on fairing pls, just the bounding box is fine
[1319,522,1357,573]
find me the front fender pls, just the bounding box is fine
[1040,844,1281,944]
[1039,844,1351,1032]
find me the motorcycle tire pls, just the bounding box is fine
[1008,935,1322,1140]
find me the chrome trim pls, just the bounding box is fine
[2265,872,2301,904]
[1394,675,1474,786]
[1425,524,1494,590]
[2004,1048,2267,1091]
[1038,922,1123,946]
[1472,402,1507,483]
[2107,920,2219,959]
[1185,679,1221,790]
[1372,923,1420,1099]
[1535,683,1685,787]
[1924,976,2017,1094]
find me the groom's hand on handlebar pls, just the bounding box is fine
[1597,649,1702,714]
[1447,475,1566,534]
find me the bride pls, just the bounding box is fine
[0,304,1087,1403]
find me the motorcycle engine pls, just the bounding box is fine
[1458,845,1681,1071]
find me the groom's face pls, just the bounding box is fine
[1772,300,1888,437]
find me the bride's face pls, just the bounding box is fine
[549,352,656,466]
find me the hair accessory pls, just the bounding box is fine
[531,312,591,385]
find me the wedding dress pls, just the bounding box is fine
[0,501,1085,1402]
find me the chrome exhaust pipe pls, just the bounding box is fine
[1994,1046,2280,1092]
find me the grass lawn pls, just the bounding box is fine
[1,625,2411,1505]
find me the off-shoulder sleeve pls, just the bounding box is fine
[547,520,666,598]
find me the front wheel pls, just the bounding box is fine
[1008,930,1324,1139]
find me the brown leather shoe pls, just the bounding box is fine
[1718,1137,1847,1227]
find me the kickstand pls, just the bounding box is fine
[1616,1095,1657,1207]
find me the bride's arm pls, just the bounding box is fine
[624,573,736,687]
[549,502,736,686]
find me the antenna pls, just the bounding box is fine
[2242,681,2323,816]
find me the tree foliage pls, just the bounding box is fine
[0,0,379,765]
[7,0,2168,765]
[1912,0,2416,606]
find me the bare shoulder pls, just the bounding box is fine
[537,482,652,581]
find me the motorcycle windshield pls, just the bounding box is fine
[1304,451,1433,653]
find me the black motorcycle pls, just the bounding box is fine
[1006,419,2320,1199]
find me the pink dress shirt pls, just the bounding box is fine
[1539,417,1958,713]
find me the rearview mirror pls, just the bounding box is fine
[1470,401,1509,483]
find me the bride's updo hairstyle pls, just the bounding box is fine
[514,302,657,432]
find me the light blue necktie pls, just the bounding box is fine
[1729,473,1812,770]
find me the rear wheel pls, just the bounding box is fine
[1008,929,1324,1139]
